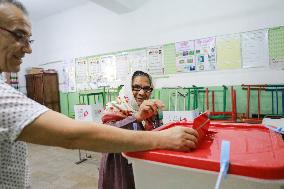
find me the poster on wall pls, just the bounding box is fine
[164,43,177,74]
[75,57,90,91]
[241,29,269,68]
[128,49,148,74]
[195,37,216,71]
[62,59,76,92]
[67,59,76,92]
[116,52,130,85]
[175,40,195,72]
[147,46,164,75]
[216,34,242,70]
[99,55,116,88]
[269,26,284,70]
[88,56,101,89]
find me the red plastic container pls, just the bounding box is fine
[124,122,284,189]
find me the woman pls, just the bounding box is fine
[98,71,164,189]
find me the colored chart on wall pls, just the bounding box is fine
[241,29,269,68]
[175,40,196,72]
[147,46,164,75]
[216,34,241,70]
[195,37,216,71]
[269,26,284,70]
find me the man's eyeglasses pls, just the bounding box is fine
[132,85,153,93]
[0,26,34,45]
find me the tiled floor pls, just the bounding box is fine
[28,143,101,189]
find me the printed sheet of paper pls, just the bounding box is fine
[195,37,216,71]
[175,40,196,72]
[68,60,76,92]
[216,34,242,70]
[164,43,177,74]
[269,26,284,70]
[147,46,164,75]
[62,59,76,92]
[88,56,101,89]
[99,55,116,88]
[241,29,269,68]
[115,52,130,84]
[128,49,148,73]
[75,57,89,91]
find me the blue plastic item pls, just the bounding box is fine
[214,140,230,189]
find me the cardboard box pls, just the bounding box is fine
[26,67,44,74]
[74,104,103,123]
[162,110,199,124]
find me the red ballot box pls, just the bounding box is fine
[123,120,284,189]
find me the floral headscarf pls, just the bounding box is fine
[101,71,153,129]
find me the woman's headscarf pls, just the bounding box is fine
[101,71,153,124]
[117,73,139,112]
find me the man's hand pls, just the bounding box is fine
[156,126,199,151]
[134,99,165,122]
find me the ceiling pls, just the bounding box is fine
[19,0,149,22]
[90,0,149,14]
[20,0,90,22]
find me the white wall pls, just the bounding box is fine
[19,0,284,91]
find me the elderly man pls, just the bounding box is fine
[0,0,198,188]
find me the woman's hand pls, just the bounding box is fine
[134,99,165,122]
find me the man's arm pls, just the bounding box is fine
[18,110,198,153]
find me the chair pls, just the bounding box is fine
[205,86,237,122]
[185,86,204,110]
[241,84,267,123]
[265,84,284,116]
[105,85,124,103]
[163,87,187,111]
[79,91,105,106]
